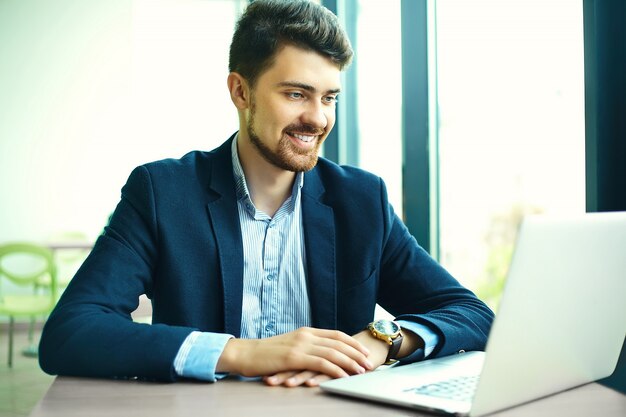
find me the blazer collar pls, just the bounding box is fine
[303,165,337,330]
[206,136,338,335]
[206,134,244,337]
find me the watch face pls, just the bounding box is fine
[373,320,400,335]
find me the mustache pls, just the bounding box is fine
[283,124,325,136]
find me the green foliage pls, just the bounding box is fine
[475,203,543,311]
[476,244,513,311]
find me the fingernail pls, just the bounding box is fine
[267,376,277,384]
[356,366,365,374]
[364,359,374,370]
[287,377,297,385]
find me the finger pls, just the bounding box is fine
[264,344,354,380]
[283,346,365,378]
[264,371,298,386]
[308,345,367,375]
[305,373,332,387]
[309,328,370,356]
[310,337,374,371]
[283,371,319,387]
[291,353,350,379]
[265,371,325,387]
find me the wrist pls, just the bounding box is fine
[366,319,404,364]
[216,338,244,375]
[397,328,424,359]
[354,330,389,367]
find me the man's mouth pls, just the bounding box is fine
[290,132,316,143]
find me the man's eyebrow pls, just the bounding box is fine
[276,81,341,95]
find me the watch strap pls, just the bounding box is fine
[384,332,403,365]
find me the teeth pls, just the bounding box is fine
[292,133,315,142]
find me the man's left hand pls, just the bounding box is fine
[263,330,389,387]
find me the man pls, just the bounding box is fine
[39,0,493,387]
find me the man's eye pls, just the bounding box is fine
[324,95,338,104]
[288,92,304,99]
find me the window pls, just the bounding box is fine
[346,0,404,213]
[0,0,241,242]
[435,0,586,308]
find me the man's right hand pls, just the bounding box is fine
[215,327,374,379]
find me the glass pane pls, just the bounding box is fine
[355,0,403,214]
[0,0,241,242]
[352,0,402,320]
[436,0,586,309]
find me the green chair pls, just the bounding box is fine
[37,231,91,293]
[0,243,57,367]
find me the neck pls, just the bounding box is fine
[237,135,296,217]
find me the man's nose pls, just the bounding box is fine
[300,101,328,130]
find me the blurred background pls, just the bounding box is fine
[0,0,585,308]
[2,0,625,415]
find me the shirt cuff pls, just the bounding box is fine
[173,331,234,381]
[396,320,440,363]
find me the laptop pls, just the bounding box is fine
[321,212,626,416]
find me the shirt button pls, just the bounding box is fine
[265,324,274,332]
[267,274,275,281]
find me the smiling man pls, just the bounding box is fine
[39,0,494,387]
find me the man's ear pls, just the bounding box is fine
[227,72,251,110]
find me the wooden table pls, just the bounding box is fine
[29,376,626,417]
[45,241,93,252]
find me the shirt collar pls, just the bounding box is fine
[231,134,304,214]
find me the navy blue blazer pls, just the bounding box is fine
[39,135,493,381]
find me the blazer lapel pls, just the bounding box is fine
[205,138,338,335]
[206,136,244,337]
[302,168,337,330]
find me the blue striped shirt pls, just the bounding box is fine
[233,138,312,338]
[173,136,438,381]
[173,136,310,380]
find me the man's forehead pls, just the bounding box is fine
[257,44,342,91]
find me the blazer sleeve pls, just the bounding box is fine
[39,166,195,381]
[376,178,494,359]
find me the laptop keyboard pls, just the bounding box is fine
[405,375,479,402]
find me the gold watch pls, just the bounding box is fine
[367,319,403,365]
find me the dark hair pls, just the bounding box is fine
[229,0,353,87]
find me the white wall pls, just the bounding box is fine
[0,0,240,243]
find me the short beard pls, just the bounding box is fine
[246,99,323,172]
